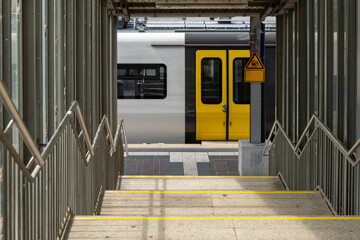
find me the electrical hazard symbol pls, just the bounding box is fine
[244,52,265,83]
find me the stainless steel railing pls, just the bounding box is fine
[120,118,129,158]
[263,115,360,215]
[0,80,128,239]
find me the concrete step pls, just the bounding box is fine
[118,176,285,191]
[128,143,238,152]
[66,216,360,239]
[100,191,331,216]
[65,176,341,239]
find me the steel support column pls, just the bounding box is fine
[250,15,263,143]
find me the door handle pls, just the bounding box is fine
[222,104,227,112]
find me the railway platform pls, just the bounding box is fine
[125,142,239,176]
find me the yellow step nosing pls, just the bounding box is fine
[120,175,279,179]
[105,190,316,194]
[74,216,360,220]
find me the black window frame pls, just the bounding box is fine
[200,57,223,105]
[233,58,250,104]
[117,63,167,99]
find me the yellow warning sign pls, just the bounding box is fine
[244,52,265,83]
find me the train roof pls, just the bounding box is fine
[117,17,276,46]
[118,17,276,32]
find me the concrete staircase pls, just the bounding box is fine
[66,176,360,239]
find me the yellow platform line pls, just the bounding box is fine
[106,190,316,194]
[74,216,360,221]
[121,175,279,179]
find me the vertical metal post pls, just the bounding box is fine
[112,16,118,134]
[299,0,308,137]
[76,0,85,123]
[318,0,325,122]
[275,16,283,124]
[346,0,356,147]
[41,0,49,143]
[2,0,12,237]
[23,0,38,144]
[287,12,293,141]
[295,4,299,141]
[0,1,3,236]
[48,0,55,137]
[66,0,75,110]
[337,0,345,143]
[85,1,92,137]
[326,0,334,133]
[55,0,65,125]
[91,0,97,137]
[250,15,263,143]
[357,0,360,156]
[101,3,109,119]
[307,0,314,126]
[282,15,287,129]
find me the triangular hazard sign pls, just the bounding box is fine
[245,52,264,70]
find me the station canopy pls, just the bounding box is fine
[114,0,298,21]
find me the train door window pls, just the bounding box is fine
[201,58,222,104]
[233,58,250,104]
[117,64,167,99]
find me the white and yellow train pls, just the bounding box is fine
[117,31,276,143]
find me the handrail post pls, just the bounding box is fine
[121,119,129,158]
[104,117,116,153]
[294,114,317,151]
[262,120,278,156]
[75,105,95,156]
[348,138,360,156]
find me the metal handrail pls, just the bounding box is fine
[120,119,129,158]
[263,114,360,166]
[0,80,128,182]
[0,80,129,238]
[0,80,45,166]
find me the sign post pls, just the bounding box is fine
[249,16,263,144]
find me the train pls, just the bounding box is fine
[117,30,276,143]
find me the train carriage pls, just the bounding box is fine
[117,30,275,143]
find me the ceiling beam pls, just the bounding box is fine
[124,0,283,19]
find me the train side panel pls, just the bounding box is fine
[117,32,186,143]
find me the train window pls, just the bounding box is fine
[233,58,250,104]
[201,58,222,104]
[117,64,167,99]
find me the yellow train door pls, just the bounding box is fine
[196,49,250,141]
[196,50,227,140]
[228,50,251,140]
